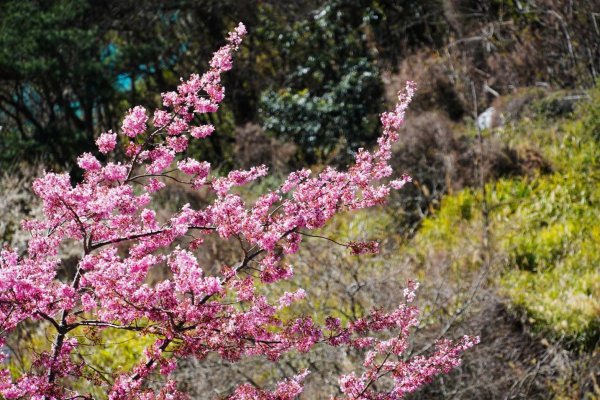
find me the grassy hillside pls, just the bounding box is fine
[414,88,600,345]
[398,86,600,398]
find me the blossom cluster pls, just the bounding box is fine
[0,23,476,399]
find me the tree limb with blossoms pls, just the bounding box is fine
[0,23,478,399]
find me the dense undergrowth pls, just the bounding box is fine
[415,87,600,347]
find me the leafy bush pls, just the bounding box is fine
[261,59,382,164]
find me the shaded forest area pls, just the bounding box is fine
[1,0,598,169]
[1,0,600,398]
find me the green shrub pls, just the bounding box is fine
[407,86,600,347]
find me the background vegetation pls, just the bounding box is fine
[1,0,599,398]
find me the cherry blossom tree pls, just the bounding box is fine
[0,23,478,399]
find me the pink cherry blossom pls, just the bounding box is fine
[190,124,215,139]
[96,130,118,153]
[77,152,102,171]
[146,146,175,174]
[167,135,189,153]
[391,174,412,190]
[177,158,210,177]
[103,162,128,181]
[122,105,148,137]
[0,23,477,400]
[153,109,171,128]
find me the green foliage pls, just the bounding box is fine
[0,0,109,167]
[259,1,384,164]
[0,0,250,169]
[72,327,155,398]
[496,169,600,348]
[5,323,154,399]
[408,87,600,348]
[261,59,381,164]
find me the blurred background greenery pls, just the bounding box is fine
[1,0,599,398]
